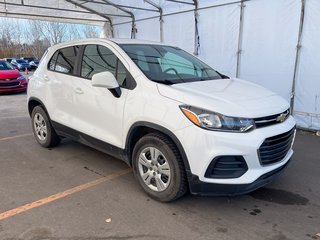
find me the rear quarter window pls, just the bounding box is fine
[48,46,79,74]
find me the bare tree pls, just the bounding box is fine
[42,21,67,45]
[83,25,99,38]
[67,25,83,40]
[23,20,49,59]
[27,20,44,43]
[0,19,14,49]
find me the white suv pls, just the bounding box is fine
[27,38,296,202]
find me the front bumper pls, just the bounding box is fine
[188,158,291,196]
[173,116,296,194]
[0,81,27,93]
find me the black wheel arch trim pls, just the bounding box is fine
[28,97,50,118]
[125,121,192,176]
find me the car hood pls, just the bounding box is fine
[0,70,21,79]
[157,78,289,118]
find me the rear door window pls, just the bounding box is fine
[80,44,133,88]
[81,45,117,79]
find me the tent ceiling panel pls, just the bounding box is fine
[0,0,200,25]
[0,0,108,25]
[0,0,202,48]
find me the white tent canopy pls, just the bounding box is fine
[1,0,319,130]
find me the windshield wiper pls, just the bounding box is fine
[152,79,177,85]
[216,71,230,79]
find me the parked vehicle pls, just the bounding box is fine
[20,57,36,63]
[27,39,296,202]
[11,59,31,71]
[4,58,14,63]
[29,60,39,70]
[0,60,27,93]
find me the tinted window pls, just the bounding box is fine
[0,61,14,70]
[81,45,116,79]
[116,60,127,86]
[16,60,27,64]
[54,46,79,74]
[48,51,58,71]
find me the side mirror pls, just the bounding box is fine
[92,71,121,98]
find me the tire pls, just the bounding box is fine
[132,133,187,202]
[31,106,60,148]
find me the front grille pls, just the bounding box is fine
[205,156,248,179]
[258,128,295,166]
[0,80,20,87]
[0,77,17,81]
[254,109,290,128]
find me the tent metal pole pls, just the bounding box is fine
[160,9,163,42]
[166,0,194,5]
[65,0,114,37]
[0,11,108,23]
[144,0,163,42]
[291,0,306,113]
[166,0,200,54]
[114,1,251,26]
[0,2,129,17]
[193,0,199,55]
[80,0,159,12]
[100,0,136,39]
[236,0,245,78]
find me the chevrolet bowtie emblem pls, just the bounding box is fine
[276,113,288,122]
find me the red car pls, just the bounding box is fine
[0,60,27,93]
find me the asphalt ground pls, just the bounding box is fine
[0,89,319,240]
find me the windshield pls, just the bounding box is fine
[23,58,34,62]
[120,44,222,84]
[17,60,27,64]
[0,61,14,70]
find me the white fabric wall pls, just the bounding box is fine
[239,0,300,102]
[293,0,320,130]
[112,0,320,130]
[114,23,131,39]
[197,4,239,76]
[162,12,195,53]
[136,18,160,42]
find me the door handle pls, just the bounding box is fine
[74,87,84,94]
[44,75,50,82]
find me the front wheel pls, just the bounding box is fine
[132,133,187,202]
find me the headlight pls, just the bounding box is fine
[180,105,255,132]
[17,75,25,80]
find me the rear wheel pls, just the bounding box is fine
[31,106,60,148]
[132,133,187,202]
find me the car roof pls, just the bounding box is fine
[50,38,168,50]
[110,38,165,45]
